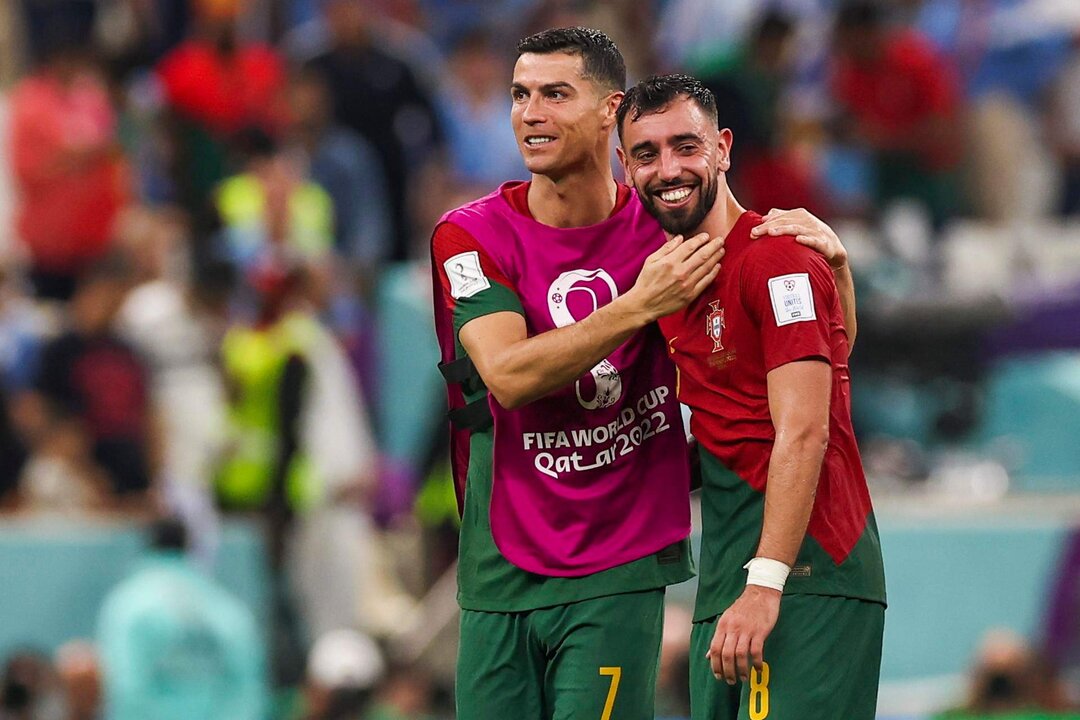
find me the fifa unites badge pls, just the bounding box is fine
[706,300,725,352]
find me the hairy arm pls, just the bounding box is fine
[709,359,831,684]
[757,359,831,565]
[459,233,723,409]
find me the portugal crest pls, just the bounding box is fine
[706,300,725,353]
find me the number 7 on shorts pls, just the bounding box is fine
[599,667,621,720]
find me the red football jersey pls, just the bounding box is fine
[658,211,873,567]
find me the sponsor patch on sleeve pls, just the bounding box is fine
[767,273,816,326]
[444,251,491,299]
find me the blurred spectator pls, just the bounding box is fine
[0,0,23,87]
[0,92,12,258]
[287,0,445,96]
[914,0,1068,222]
[306,0,442,260]
[1051,38,1080,216]
[0,263,49,394]
[8,41,127,301]
[365,665,435,720]
[522,0,656,81]
[704,10,827,216]
[656,0,759,72]
[655,604,692,719]
[434,29,525,196]
[156,0,285,138]
[285,68,392,275]
[0,649,65,720]
[12,409,108,515]
[215,128,334,275]
[97,517,267,720]
[0,385,26,507]
[963,0,1073,108]
[703,11,793,167]
[23,253,156,509]
[417,0,532,56]
[155,0,286,222]
[54,641,100,720]
[215,262,380,645]
[934,629,1070,718]
[292,629,385,720]
[114,208,231,495]
[831,0,963,228]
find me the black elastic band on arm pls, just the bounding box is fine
[448,397,493,432]
[438,357,477,384]
[439,356,487,395]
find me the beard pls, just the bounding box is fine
[640,174,718,237]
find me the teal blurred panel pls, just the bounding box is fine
[684,508,1071,684]
[978,353,1080,491]
[375,263,443,462]
[850,370,938,445]
[877,514,1069,681]
[0,519,270,657]
[0,522,142,653]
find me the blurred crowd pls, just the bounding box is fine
[1,0,1080,717]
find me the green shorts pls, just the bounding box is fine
[457,589,665,720]
[690,595,884,720]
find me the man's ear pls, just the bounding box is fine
[602,90,625,130]
[616,145,628,174]
[718,127,734,172]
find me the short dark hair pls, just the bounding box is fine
[616,74,718,140]
[150,517,189,553]
[835,0,884,31]
[755,10,795,45]
[516,27,625,93]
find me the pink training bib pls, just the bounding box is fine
[438,182,691,577]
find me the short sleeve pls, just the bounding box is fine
[432,221,525,334]
[739,238,837,372]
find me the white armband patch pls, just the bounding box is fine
[767,273,816,326]
[444,251,491,299]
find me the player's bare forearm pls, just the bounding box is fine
[833,262,857,353]
[458,300,649,410]
[460,232,723,409]
[757,360,831,566]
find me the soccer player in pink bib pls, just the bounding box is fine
[431,29,857,720]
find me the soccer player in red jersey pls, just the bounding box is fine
[616,74,886,720]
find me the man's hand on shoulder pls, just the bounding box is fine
[706,585,781,685]
[751,208,848,270]
[620,232,724,322]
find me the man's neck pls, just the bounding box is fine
[527,159,617,228]
[693,190,746,245]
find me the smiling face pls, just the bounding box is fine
[618,96,730,237]
[511,51,621,180]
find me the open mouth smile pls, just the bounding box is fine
[654,185,696,208]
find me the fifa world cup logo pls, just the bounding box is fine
[547,269,623,410]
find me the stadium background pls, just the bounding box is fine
[1,0,1080,717]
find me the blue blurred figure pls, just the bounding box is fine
[435,28,527,194]
[97,518,268,720]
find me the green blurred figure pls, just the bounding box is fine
[97,518,268,720]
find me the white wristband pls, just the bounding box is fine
[743,557,791,592]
